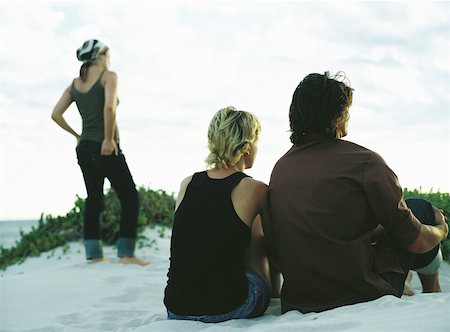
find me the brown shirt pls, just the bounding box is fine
[266,138,422,313]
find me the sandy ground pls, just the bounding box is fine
[1,227,450,331]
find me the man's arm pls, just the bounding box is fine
[406,207,448,254]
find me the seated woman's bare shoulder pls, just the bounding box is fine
[232,177,268,227]
[238,177,268,198]
[175,175,193,210]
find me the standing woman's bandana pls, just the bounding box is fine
[76,39,108,63]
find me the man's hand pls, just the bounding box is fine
[433,206,449,239]
[101,139,118,156]
[406,206,448,254]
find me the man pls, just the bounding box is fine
[265,72,448,313]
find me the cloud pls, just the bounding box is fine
[0,1,449,219]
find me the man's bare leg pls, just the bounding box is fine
[270,263,281,298]
[403,271,415,296]
[416,207,444,293]
[418,271,441,293]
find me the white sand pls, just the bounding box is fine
[1,227,450,332]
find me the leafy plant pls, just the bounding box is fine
[1,187,448,270]
[0,187,175,270]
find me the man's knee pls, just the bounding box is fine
[405,198,435,226]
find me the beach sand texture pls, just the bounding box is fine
[1,228,450,331]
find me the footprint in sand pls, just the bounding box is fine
[55,312,84,325]
[101,286,146,303]
[103,275,127,285]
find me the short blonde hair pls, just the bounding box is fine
[206,106,261,169]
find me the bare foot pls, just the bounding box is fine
[89,257,111,264]
[403,271,415,296]
[119,256,150,266]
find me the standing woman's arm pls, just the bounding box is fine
[101,71,119,156]
[51,86,80,143]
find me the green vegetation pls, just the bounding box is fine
[0,187,448,271]
[0,187,175,270]
[403,188,450,262]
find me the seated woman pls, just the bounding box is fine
[164,106,278,323]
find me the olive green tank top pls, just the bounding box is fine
[71,71,120,143]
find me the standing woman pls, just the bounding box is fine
[164,106,279,323]
[51,39,148,266]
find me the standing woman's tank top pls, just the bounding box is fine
[71,71,120,143]
[164,171,252,316]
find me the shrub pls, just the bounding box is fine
[0,187,175,270]
[1,187,448,270]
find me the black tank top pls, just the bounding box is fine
[164,171,252,315]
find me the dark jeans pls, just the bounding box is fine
[381,198,440,296]
[76,140,140,258]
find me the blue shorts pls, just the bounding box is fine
[167,272,270,323]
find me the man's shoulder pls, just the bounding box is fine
[272,140,387,178]
[338,140,386,162]
[338,139,375,153]
[276,140,381,160]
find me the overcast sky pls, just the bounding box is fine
[0,1,449,220]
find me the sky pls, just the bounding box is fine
[0,0,449,220]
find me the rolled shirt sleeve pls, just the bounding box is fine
[363,153,422,247]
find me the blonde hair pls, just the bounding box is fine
[206,106,261,169]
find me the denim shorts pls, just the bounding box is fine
[167,272,270,323]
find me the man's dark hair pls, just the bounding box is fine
[289,71,353,145]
